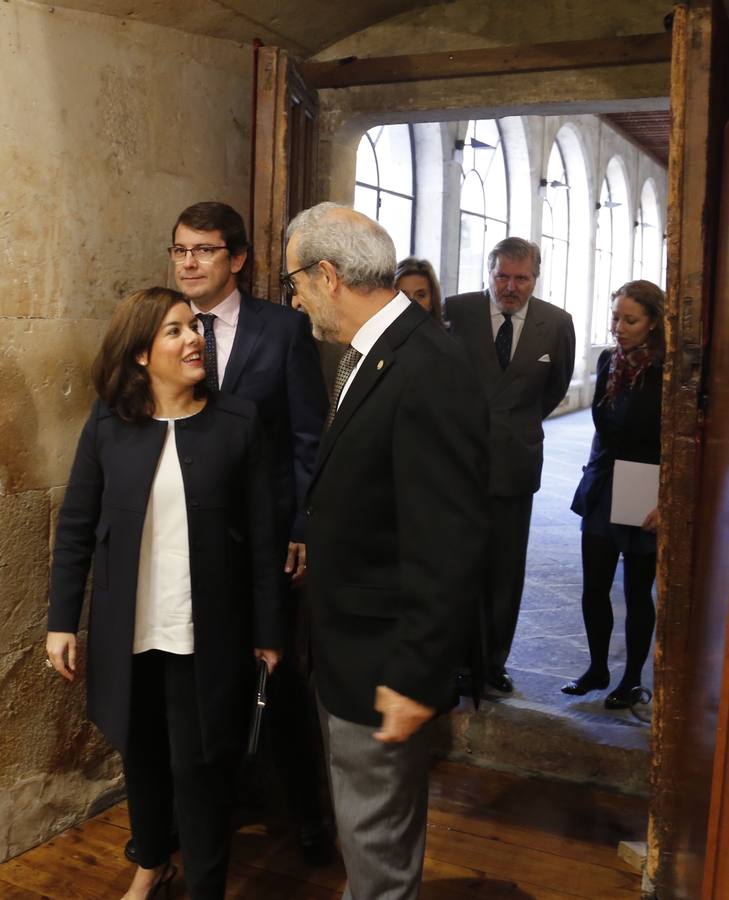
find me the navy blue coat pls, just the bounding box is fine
[48,393,285,758]
[306,304,490,726]
[572,348,663,518]
[220,293,328,543]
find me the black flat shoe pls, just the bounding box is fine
[604,685,640,710]
[561,671,610,696]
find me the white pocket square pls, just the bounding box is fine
[538,354,551,362]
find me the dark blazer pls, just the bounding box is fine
[445,291,576,497]
[572,349,663,517]
[221,292,328,543]
[306,303,490,727]
[48,394,285,758]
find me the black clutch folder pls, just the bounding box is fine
[246,659,269,756]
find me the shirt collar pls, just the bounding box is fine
[350,292,412,358]
[191,288,241,327]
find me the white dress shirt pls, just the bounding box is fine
[489,295,530,360]
[338,292,412,408]
[191,289,241,386]
[134,420,194,655]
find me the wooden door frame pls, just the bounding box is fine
[250,46,319,303]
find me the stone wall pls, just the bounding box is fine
[0,0,252,861]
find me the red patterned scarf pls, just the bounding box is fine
[600,344,654,408]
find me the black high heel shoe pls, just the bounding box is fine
[561,670,610,695]
[147,861,177,899]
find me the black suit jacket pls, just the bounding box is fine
[572,349,663,517]
[48,394,285,758]
[306,304,490,727]
[445,291,575,497]
[221,292,328,543]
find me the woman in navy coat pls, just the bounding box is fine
[562,280,664,710]
[46,288,284,899]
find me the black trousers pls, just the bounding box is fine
[481,494,534,674]
[580,533,657,687]
[123,651,237,900]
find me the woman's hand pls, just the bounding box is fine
[642,507,659,532]
[46,632,77,682]
[254,648,281,674]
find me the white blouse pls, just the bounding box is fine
[133,419,194,655]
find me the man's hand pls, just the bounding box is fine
[373,685,435,743]
[284,541,307,585]
[641,507,659,532]
[46,632,77,682]
[254,647,281,674]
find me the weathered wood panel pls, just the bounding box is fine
[251,47,318,304]
[647,1,729,897]
[301,34,672,89]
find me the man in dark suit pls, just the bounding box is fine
[167,202,331,861]
[285,202,489,899]
[446,237,576,695]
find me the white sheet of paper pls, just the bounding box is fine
[610,460,660,527]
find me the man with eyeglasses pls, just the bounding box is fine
[150,201,331,863]
[285,202,490,900]
[445,237,576,697]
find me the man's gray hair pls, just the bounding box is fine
[286,202,396,291]
[487,237,541,278]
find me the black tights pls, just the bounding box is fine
[580,533,656,690]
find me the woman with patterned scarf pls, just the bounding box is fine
[562,280,664,709]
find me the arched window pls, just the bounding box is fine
[457,119,509,293]
[633,202,644,279]
[540,139,570,309]
[354,124,415,261]
[633,180,662,284]
[592,158,630,344]
[593,178,614,345]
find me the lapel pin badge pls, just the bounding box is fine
[377,359,384,370]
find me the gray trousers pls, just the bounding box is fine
[317,698,430,900]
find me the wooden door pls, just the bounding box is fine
[250,46,319,303]
[647,2,729,897]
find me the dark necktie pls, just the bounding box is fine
[494,313,513,371]
[196,313,219,392]
[325,345,362,430]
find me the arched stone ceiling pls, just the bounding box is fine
[34,0,444,56]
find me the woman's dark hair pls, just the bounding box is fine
[91,288,202,422]
[394,257,443,323]
[611,279,666,358]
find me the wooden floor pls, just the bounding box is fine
[0,761,646,899]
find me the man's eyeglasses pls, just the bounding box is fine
[168,245,228,264]
[280,262,319,300]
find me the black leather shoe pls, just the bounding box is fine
[484,670,513,694]
[298,824,335,867]
[455,671,473,696]
[561,671,610,696]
